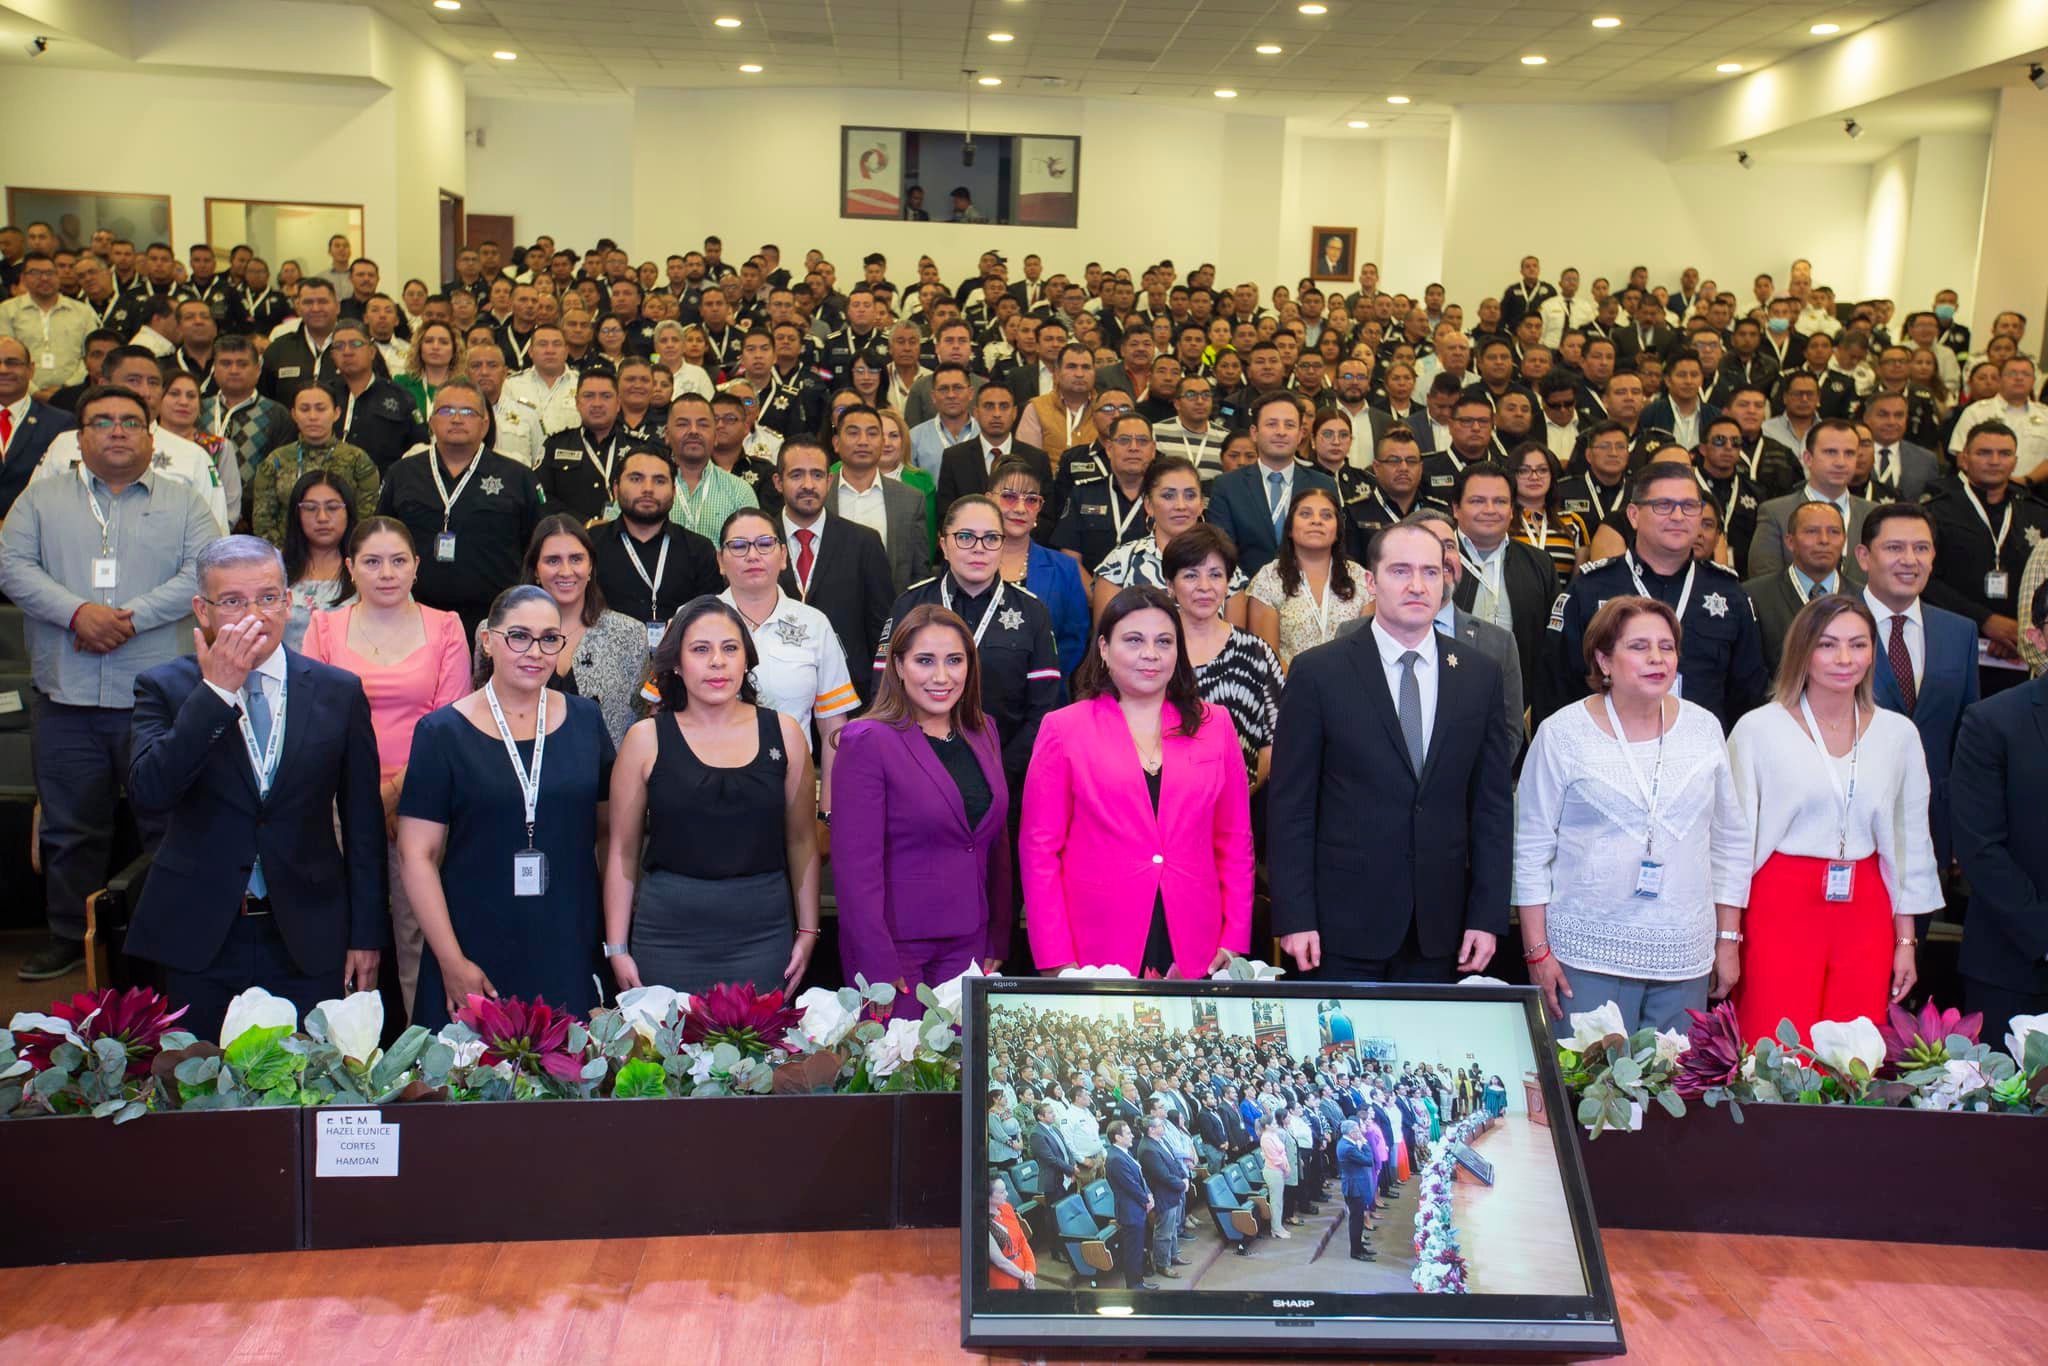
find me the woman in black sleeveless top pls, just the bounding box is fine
[603,596,823,998]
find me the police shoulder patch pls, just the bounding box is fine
[1578,555,1616,574]
[1547,591,1571,632]
[1698,558,1741,579]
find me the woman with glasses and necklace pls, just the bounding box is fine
[1090,454,1248,623]
[519,514,649,747]
[397,584,615,1027]
[1506,441,1590,577]
[990,457,1089,677]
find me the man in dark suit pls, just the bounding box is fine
[1029,1101,1080,1196]
[1135,1114,1191,1277]
[1746,420,1872,584]
[124,535,387,1042]
[1745,501,1849,674]
[933,379,1051,528]
[1855,502,1979,870]
[1614,295,1681,371]
[1103,1121,1158,1290]
[1447,463,1556,698]
[775,436,894,705]
[0,337,77,519]
[1270,522,1514,981]
[1497,256,1556,334]
[1861,392,1940,503]
[1204,390,1338,576]
[1951,587,2048,1046]
[829,404,931,594]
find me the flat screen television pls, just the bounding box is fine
[960,977,1624,1356]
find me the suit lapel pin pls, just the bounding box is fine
[1445,653,1459,668]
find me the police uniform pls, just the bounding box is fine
[1419,448,1498,502]
[1694,465,1765,577]
[717,452,782,517]
[696,324,744,380]
[1052,469,1147,572]
[619,406,667,448]
[441,276,490,307]
[176,275,244,332]
[755,368,825,439]
[1920,476,2048,638]
[1855,384,1943,450]
[1777,366,1859,420]
[1737,437,1803,500]
[820,325,887,385]
[498,324,537,371]
[621,317,658,357]
[170,347,219,398]
[1050,440,1110,522]
[377,444,542,633]
[1339,474,1444,563]
[538,425,660,523]
[237,286,294,339]
[491,393,545,468]
[1567,425,1680,474]
[1556,471,1632,538]
[329,376,427,474]
[875,572,1063,784]
[1546,551,1768,732]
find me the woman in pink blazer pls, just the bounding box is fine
[1022,585,1255,977]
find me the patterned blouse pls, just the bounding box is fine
[1512,507,1591,580]
[1191,628,1284,783]
[1246,560,1372,667]
[1094,536,1249,595]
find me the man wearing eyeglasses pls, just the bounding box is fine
[0,336,77,520]
[323,317,425,475]
[0,382,219,982]
[1544,460,1768,733]
[28,346,230,532]
[1693,416,1766,577]
[935,380,1051,530]
[1151,374,1229,485]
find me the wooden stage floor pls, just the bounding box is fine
[1,1225,2044,1364]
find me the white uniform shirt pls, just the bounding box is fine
[718,588,858,745]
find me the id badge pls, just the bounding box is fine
[435,531,457,562]
[513,848,549,897]
[646,620,665,651]
[1985,570,2010,600]
[40,351,55,372]
[1633,860,1664,900]
[91,557,118,589]
[1824,860,1855,903]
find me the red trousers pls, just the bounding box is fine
[1736,853,1892,1046]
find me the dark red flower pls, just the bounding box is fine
[456,995,583,1083]
[1879,1000,1983,1066]
[1671,1000,1746,1099]
[680,982,802,1057]
[15,987,188,1079]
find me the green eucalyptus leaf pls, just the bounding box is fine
[175,1056,221,1085]
[113,1100,149,1124]
[1655,1089,1685,1117]
[30,1067,68,1098]
[91,1098,125,1120]
[50,1042,84,1072]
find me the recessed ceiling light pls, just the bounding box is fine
[1214,88,1238,98]
[491,49,516,61]
[1521,55,1547,65]
[1255,43,1283,55]
[988,31,1015,42]
[978,76,1002,86]
[1591,16,1621,28]
[714,16,741,28]
[739,63,763,73]
[1810,22,1840,35]
[1298,3,1328,13]
[432,0,460,10]
[1716,62,1743,73]
[1346,119,1370,129]
[1386,94,1410,104]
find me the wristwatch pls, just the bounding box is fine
[1716,930,1744,944]
[602,942,629,958]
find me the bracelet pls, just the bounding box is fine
[1524,946,1552,966]
[796,927,822,937]
[1521,941,1549,962]
[1896,937,1918,948]
[1716,930,1744,944]
[601,942,629,959]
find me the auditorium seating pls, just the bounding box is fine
[1052,1193,1117,1286]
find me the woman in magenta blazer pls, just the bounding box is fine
[1022,585,1255,977]
[833,604,1012,1012]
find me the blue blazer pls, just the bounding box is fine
[126,650,388,976]
[1203,462,1339,577]
[1951,673,2048,996]
[0,399,77,520]
[1872,602,1978,867]
[1639,396,1722,441]
[1105,1144,1151,1225]
[1024,538,1089,679]
[1336,1135,1378,1198]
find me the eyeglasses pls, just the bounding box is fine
[1515,466,1550,478]
[996,490,1045,507]
[330,339,370,352]
[1635,497,1705,517]
[1375,454,1422,468]
[203,591,288,613]
[1096,403,1134,416]
[84,415,149,433]
[1703,435,1742,448]
[1107,435,1154,450]
[722,534,782,557]
[433,405,484,420]
[298,500,349,515]
[492,627,568,655]
[949,530,1004,551]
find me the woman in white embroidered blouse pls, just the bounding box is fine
[1726,593,1939,1046]
[1514,596,1752,1038]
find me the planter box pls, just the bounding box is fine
[0,1108,302,1267]
[1576,1102,2048,1249]
[302,1092,953,1250]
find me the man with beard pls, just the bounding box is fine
[589,448,721,647]
[773,435,892,705]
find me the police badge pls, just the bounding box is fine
[773,616,809,646]
[1702,592,1729,618]
[998,607,1025,631]
[480,476,504,496]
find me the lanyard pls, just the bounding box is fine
[581,428,621,485]
[624,531,671,617]
[1519,510,1550,552]
[1625,551,1695,616]
[941,574,1006,648]
[1458,534,1505,598]
[1305,569,1339,642]
[484,681,547,848]
[242,287,274,319]
[428,445,483,532]
[1959,481,2013,560]
[1797,693,1862,859]
[1110,483,1144,541]
[506,329,531,367]
[211,394,253,440]
[78,465,115,551]
[1602,692,1666,858]
[237,671,288,799]
[1062,403,1087,450]
[675,468,715,533]
[1586,478,1626,523]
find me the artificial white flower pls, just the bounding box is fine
[315,992,384,1063]
[1810,1017,1886,1076]
[866,1017,923,1078]
[1652,1029,1692,1064]
[793,987,858,1049]
[219,987,298,1048]
[616,986,684,1045]
[1566,1001,1627,1050]
[929,962,985,1018]
[435,1026,486,1069]
[2006,1014,2048,1068]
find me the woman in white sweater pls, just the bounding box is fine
[1515,597,1752,1037]
[1726,593,1940,1045]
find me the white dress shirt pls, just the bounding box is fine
[783,511,825,598]
[1863,588,1924,689]
[836,472,890,541]
[1370,617,1437,757]
[1255,460,1297,528]
[0,396,29,459]
[1539,294,1595,348]
[1947,396,2048,477]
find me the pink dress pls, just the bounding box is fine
[302,603,471,780]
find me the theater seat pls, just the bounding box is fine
[1081,1178,1116,1226]
[1053,1193,1116,1285]
[1224,1165,1271,1225]
[1203,1173,1261,1245]
[0,731,32,801]
[0,606,24,666]
[1232,1153,1265,1189]
[1006,1159,1044,1229]
[0,673,32,732]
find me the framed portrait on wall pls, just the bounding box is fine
[5,187,171,251]
[1310,226,1357,282]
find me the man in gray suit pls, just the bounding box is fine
[1340,508,1525,759]
[1747,418,1871,585]
[829,404,932,594]
[1861,392,1940,503]
[1745,501,1850,674]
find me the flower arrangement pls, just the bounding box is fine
[1411,1111,1490,1293]
[1561,1000,2048,1137]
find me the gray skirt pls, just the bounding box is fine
[631,867,793,998]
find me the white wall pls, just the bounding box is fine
[1862,142,1918,307]
[1380,138,1450,294]
[1281,139,1386,291]
[1903,133,1990,318]
[466,97,635,256]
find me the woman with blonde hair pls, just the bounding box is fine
[394,319,464,419]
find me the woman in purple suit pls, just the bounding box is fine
[833,603,1012,1010]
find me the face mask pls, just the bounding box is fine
[1766,317,1790,335]
[1934,304,1957,324]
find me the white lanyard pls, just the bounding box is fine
[1062,403,1087,449]
[941,575,1006,648]
[1110,484,1144,541]
[78,464,114,551]
[581,428,621,485]
[1587,478,1626,523]
[237,671,287,799]
[1520,510,1550,552]
[675,468,715,533]
[1458,535,1505,600]
[1625,551,1695,616]
[1602,692,1666,858]
[506,329,531,367]
[484,681,547,847]
[625,532,671,616]
[1797,693,1862,859]
[428,444,483,532]
[1959,481,2013,560]
[211,394,253,440]
[1306,570,1338,642]
[242,287,273,319]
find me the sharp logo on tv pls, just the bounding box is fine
[960,979,1625,1356]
